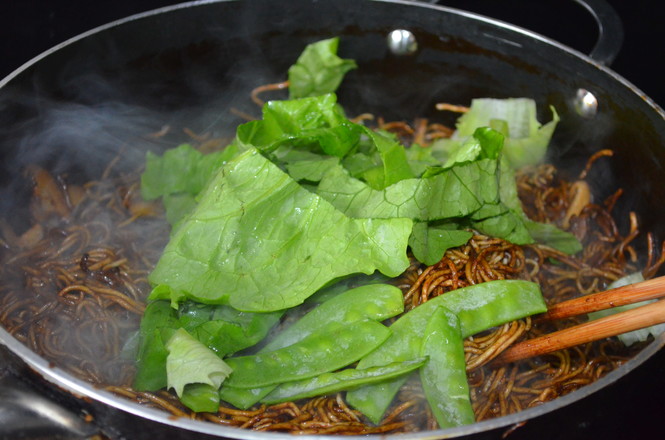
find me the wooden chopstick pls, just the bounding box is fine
[542,275,665,320]
[494,276,665,364]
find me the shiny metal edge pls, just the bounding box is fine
[2,325,664,440]
[0,0,664,438]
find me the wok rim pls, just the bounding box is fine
[1,0,664,438]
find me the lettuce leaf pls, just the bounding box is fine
[141,143,240,226]
[141,143,238,200]
[360,129,415,189]
[409,223,473,266]
[317,158,500,221]
[178,302,283,357]
[588,273,665,345]
[236,94,362,157]
[288,37,357,99]
[148,148,412,312]
[442,126,503,168]
[452,98,559,168]
[165,328,232,397]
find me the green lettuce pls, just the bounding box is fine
[141,143,240,226]
[165,328,232,397]
[409,223,473,266]
[317,158,500,221]
[237,94,362,157]
[148,148,412,312]
[588,273,665,345]
[178,302,283,357]
[141,143,238,200]
[288,37,357,99]
[446,98,559,168]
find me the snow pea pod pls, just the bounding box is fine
[133,300,181,391]
[346,279,545,423]
[180,383,220,413]
[219,385,269,410]
[263,283,403,352]
[224,319,391,389]
[420,307,474,428]
[262,357,426,404]
[219,283,402,408]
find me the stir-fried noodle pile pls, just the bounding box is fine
[1,114,662,435]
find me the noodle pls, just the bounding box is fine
[0,115,659,435]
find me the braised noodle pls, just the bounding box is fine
[1,100,664,435]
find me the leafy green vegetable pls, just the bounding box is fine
[165,328,232,397]
[141,143,240,227]
[286,156,340,182]
[237,94,362,158]
[524,220,583,254]
[141,143,238,201]
[451,98,559,168]
[288,37,357,99]
[162,193,198,227]
[360,129,415,189]
[469,202,533,244]
[317,158,500,221]
[408,222,473,266]
[148,148,412,312]
[178,302,283,357]
[442,126,503,168]
[588,273,665,345]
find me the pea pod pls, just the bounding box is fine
[133,300,181,391]
[420,307,474,428]
[219,385,270,410]
[346,279,545,423]
[262,357,427,405]
[180,383,221,413]
[219,283,402,408]
[224,319,391,389]
[263,283,403,352]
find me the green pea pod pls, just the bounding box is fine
[219,385,273,410]
[420,307,475,428]
[133,300,181,391]
[263,283,403,352]
[180,383,221,413]
[219,284,402,408]
[347,279,545,423]
[262,357,427,405]
[224,319,391,389]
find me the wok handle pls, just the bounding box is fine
[429,0,624,65]
[572,0,624,65]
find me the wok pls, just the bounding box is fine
[1,0,664,438]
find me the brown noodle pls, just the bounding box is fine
[0,116,660,434]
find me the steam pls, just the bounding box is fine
[0,55,242,389]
